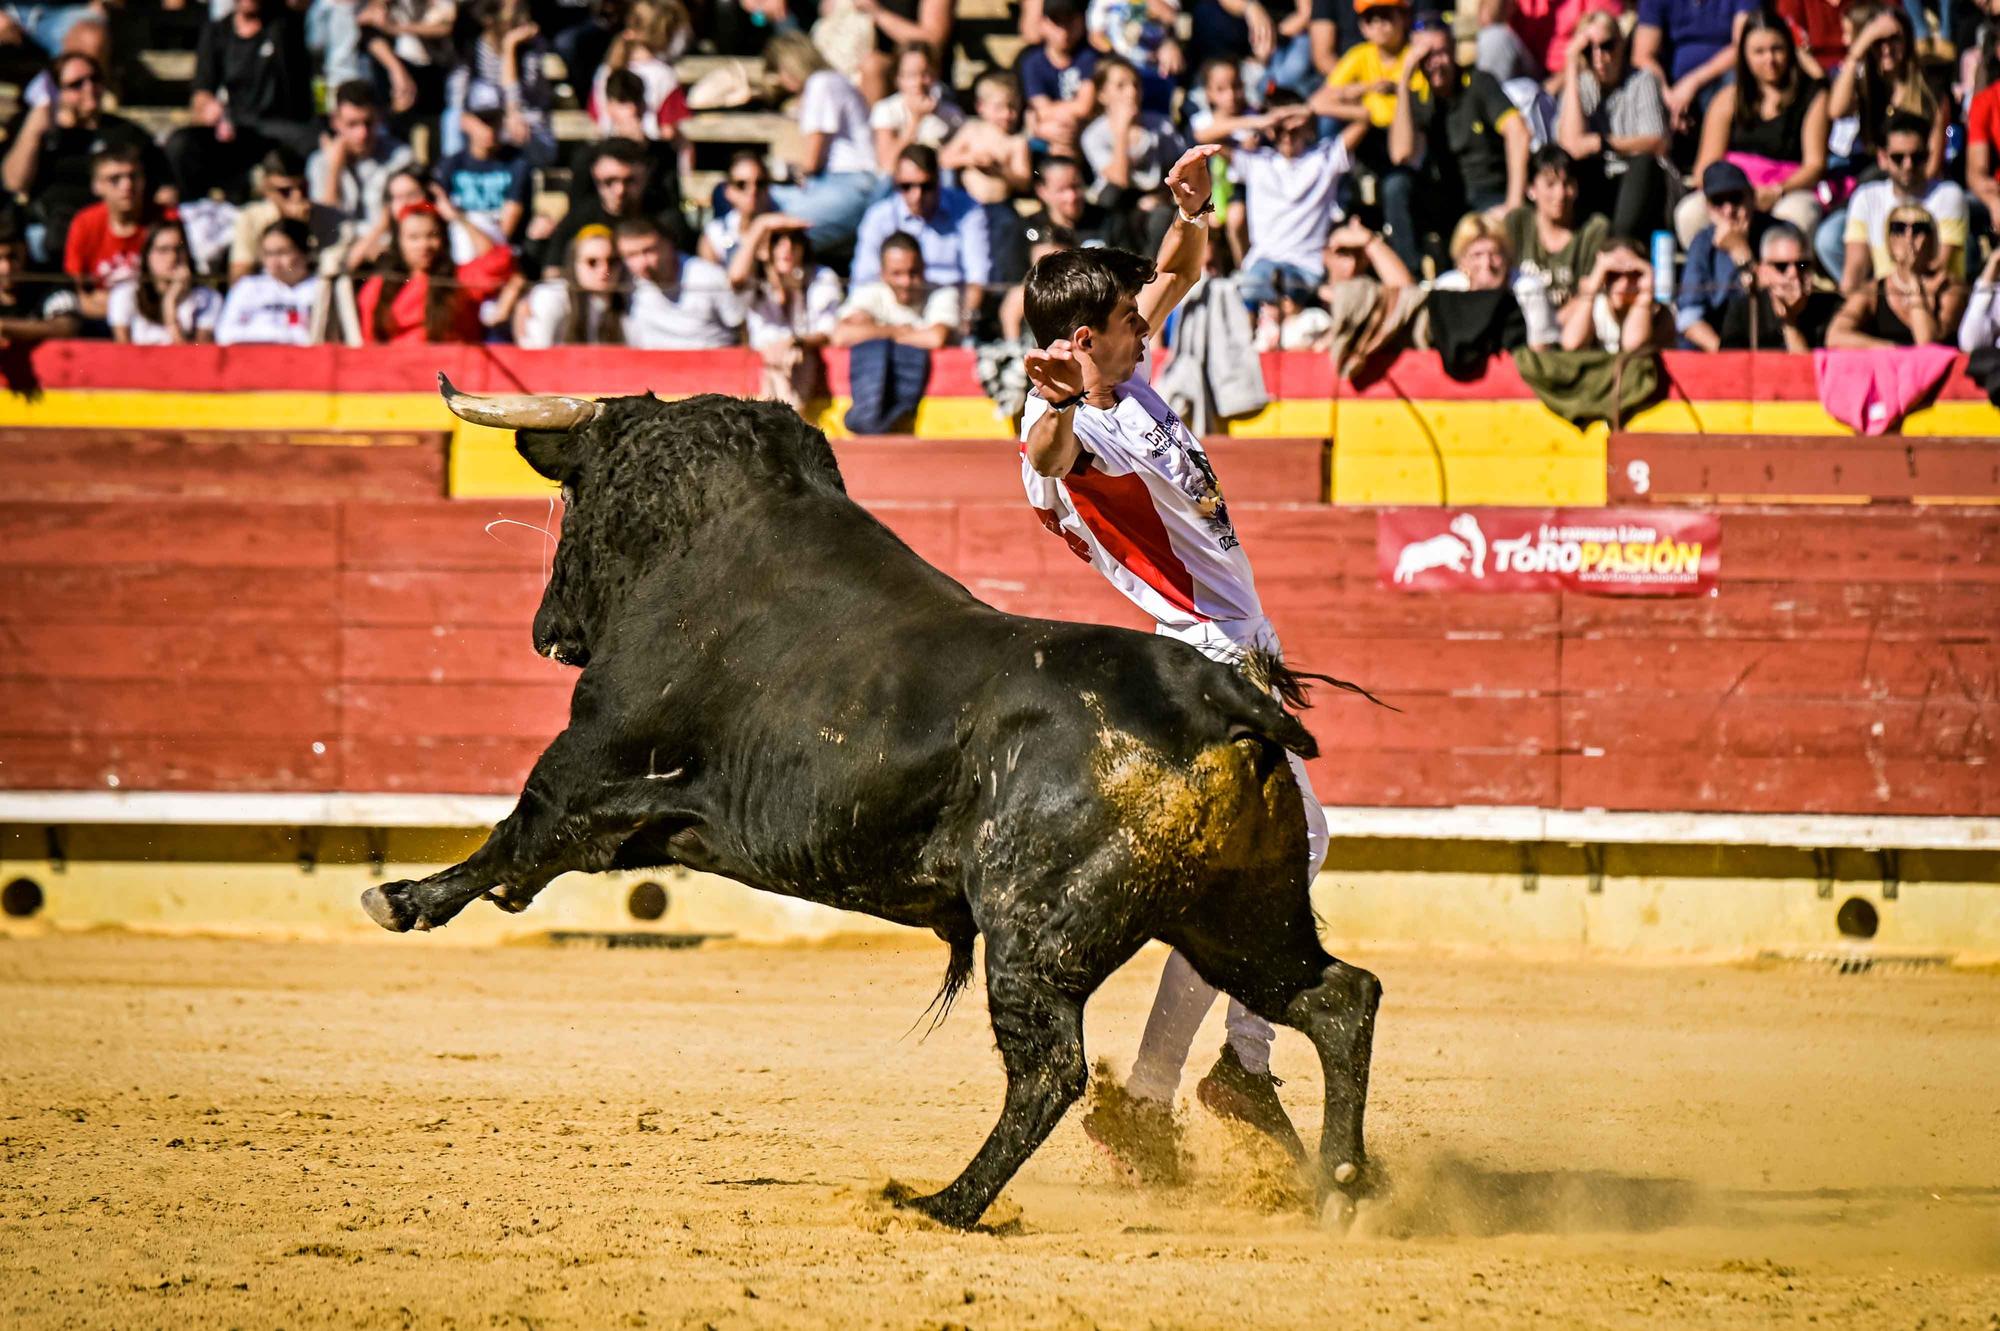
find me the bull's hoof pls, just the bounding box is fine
[360,883,418,933]
[483,885,533,914]
[1316,1159,1380,1231]
[882,1180,980,1230]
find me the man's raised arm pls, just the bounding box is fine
[1136,145,1224,335]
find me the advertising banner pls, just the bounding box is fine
[1379,508,1721,595]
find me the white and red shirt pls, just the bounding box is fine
[1020,372,1261,633]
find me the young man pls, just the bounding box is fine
[309,80,416,230]
[1016,142,1332,1176]
[619,216,744,351]
[1839,112,1970,292]
[226,147,348,283]
[432,85,532,263]
[835,231,960,350]
[63,142,154,320]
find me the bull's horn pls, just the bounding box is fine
[437,373,602,430]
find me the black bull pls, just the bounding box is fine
[361,380,1382,1229]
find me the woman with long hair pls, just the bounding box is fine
[441,0,557,165]
[1678,12,1828,243]
[1827,202,1970,345]
[589,0,694,140]
[216,218,324,346]
[107,220,220,345]
[516,224,631,347]
[765,30,879,253]
[1829,4,1947,174]
[744,221,844,408]
[356,191,515,343]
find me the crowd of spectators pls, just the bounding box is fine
[0,0,1994,397]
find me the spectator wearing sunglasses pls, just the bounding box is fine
[1827,203,1969,347]
[702,152,779,270]
[227,148,349,283]
[849,144,992,338]
[1556,14,1672,240]
[1712,221,1842,351]
[1676,161,1770,350]
[1837,112,1970,293]
[1,52,169,268]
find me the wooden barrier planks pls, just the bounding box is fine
[0,428,449,502]
[1610,433,2000,506]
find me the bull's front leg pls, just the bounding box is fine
[360,734,690,933]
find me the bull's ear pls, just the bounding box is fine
[516,430,574,482]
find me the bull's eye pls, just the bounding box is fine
[561,483,576,505]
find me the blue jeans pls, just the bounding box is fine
[4,4,93,52]
[306,0,361,87]
[1237,257,1318,310]
[770,171,879,255]
[1814,208,1848,284]
[1900,0,1951,39]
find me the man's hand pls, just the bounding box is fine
[1163,143,1222,219]
[1025,339,1088,402]
[1246,2,1276,59]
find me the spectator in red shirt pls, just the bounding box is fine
[63,143,160,320]
[1773,0,1851,76]
[1968,48,1999,232]
[356,195,515,343]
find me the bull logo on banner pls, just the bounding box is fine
[1379,509,1722,596]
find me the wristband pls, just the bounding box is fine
[1047,389,1087,411]
[1176,200,1215,226]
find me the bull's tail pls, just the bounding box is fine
[910,920,977,1039]
[1239,647,1398,717]
[1212,647,1397,764]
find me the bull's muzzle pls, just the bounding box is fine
[437,373,604,430]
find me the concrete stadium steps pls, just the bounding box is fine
[2,487,1995,814]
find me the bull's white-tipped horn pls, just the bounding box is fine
[437,373,603,430]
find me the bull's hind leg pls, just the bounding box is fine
[361,733,688,932]
[1167,905,1383,1212]
[898,917,1145,1229]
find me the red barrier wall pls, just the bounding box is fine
[3,429,1993,814]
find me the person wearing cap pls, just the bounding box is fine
[1673,10,1825,247]
[309,79,416,231]
[1385,9,1529,271]
[1311,0,1419,163]
[433,82,532,264]
[1676,159,1771,350]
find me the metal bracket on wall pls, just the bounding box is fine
[1813,847,1836,899]
[296,827,320,875]
[1583,843,1606,894]
[1876,848,1900,901]
[364,827,389,878]
[44,825,67,874]
[1518,843,1538,893]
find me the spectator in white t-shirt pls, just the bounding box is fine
[766,31,879,253]
[517,223,631,347]
[1208,90,1351,314]
[833,232,960,348]
[872,41,965,171]
[617,215,745,350]
[745,222,845,408]
[699,150,777,268]
[216,217,323,345]
[108,220,221,345]
[308,79,416,229]
[1838,111,1970,292]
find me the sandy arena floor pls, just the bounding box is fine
[2,930,1997,1329]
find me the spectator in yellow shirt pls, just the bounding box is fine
[1312,0,1425,161]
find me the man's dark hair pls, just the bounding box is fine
[604,67,646,107]
[880,231,923,265]
[50,50,103,84]
[1265,87,1304,111]
[1529,143,1577,179]
[897,143,940,178]
[1882,111,1931,145]
[596,138,650,170]
[91,142,144,175]
[1038,154,1084,183]
[729,147,770,175]
[334,79,378,112]
[0,211,24,249]
[259,145,307,180]
[1755,220,1806,261]
[1600,233,1648,261]
[1023,246,1156,346]
[613,214,665,245]
[1043,0,1083,26]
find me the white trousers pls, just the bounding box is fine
[1126,617,1331,1103]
